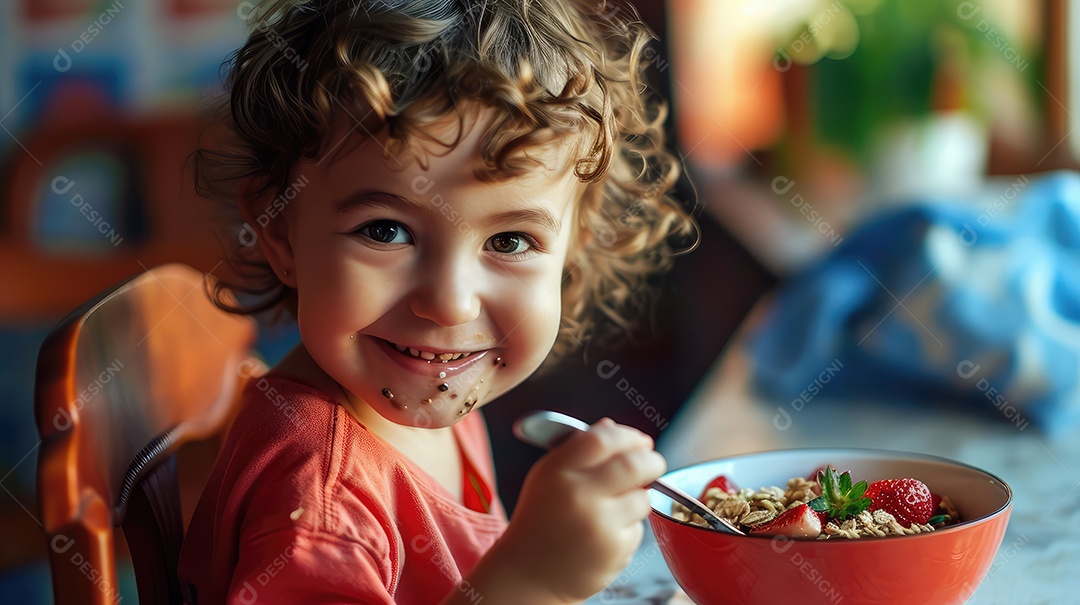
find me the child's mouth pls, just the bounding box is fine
[371,338,499,422]
[378,339,490,374]
[389,342,473,363]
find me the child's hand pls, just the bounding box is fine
[494,418,667,603]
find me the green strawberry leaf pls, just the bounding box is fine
[839,472,852,493]
[928,514,950,526]
[849,480,867,500]
[812,467,872,521]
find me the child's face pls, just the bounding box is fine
[261,108,583,428]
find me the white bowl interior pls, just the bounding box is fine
[651,448,1011,524]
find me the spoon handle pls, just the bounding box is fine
[648,479,744,535]
[513,410,745,535]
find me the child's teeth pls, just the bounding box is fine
[391,342,471,361]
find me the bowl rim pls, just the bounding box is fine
[650,446,1014,542]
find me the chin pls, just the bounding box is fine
[389,405,477,429]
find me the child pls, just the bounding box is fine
[178,0,694,603]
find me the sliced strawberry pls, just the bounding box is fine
[749,503,823,539]
[864,478,934,526]
[931,492,943,510]
[813,509,831,526]
[699,474,739,500]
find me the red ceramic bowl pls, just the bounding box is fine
[649,448,1012,605]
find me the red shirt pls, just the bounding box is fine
[178,377,508,604]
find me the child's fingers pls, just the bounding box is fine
[601,487,655,528]
[586,448,667,494]
[543,418,653,471]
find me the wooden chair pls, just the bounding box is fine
[34,263,264,604]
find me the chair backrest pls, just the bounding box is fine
[35,263,263,605]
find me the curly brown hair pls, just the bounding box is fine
[198,0,696,361]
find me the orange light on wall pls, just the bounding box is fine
[666,0,786,169]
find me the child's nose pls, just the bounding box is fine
[408,260,482,327]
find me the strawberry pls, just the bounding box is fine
[807,466,871,522]
[805,465,826,497]
[806,465,829,481]
[699,474,739,500]
[807,464,853,482]
[749,503,822,538]
[863,478,934,527]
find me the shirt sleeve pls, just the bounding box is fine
[224,526,396,605]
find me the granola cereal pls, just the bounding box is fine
[673,467,960,539]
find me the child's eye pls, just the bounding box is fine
[485,232,538,257]
[355,220,413,245]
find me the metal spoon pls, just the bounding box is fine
[512,410,745,535]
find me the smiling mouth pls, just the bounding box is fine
[389,342,474,363]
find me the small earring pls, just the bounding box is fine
[282,269,289,277]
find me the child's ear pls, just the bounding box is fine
[238,186,297,289]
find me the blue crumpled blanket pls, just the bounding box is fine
[748,171,1080,435]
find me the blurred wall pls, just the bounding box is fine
[1,1,245,135]
[0,0,254,571]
